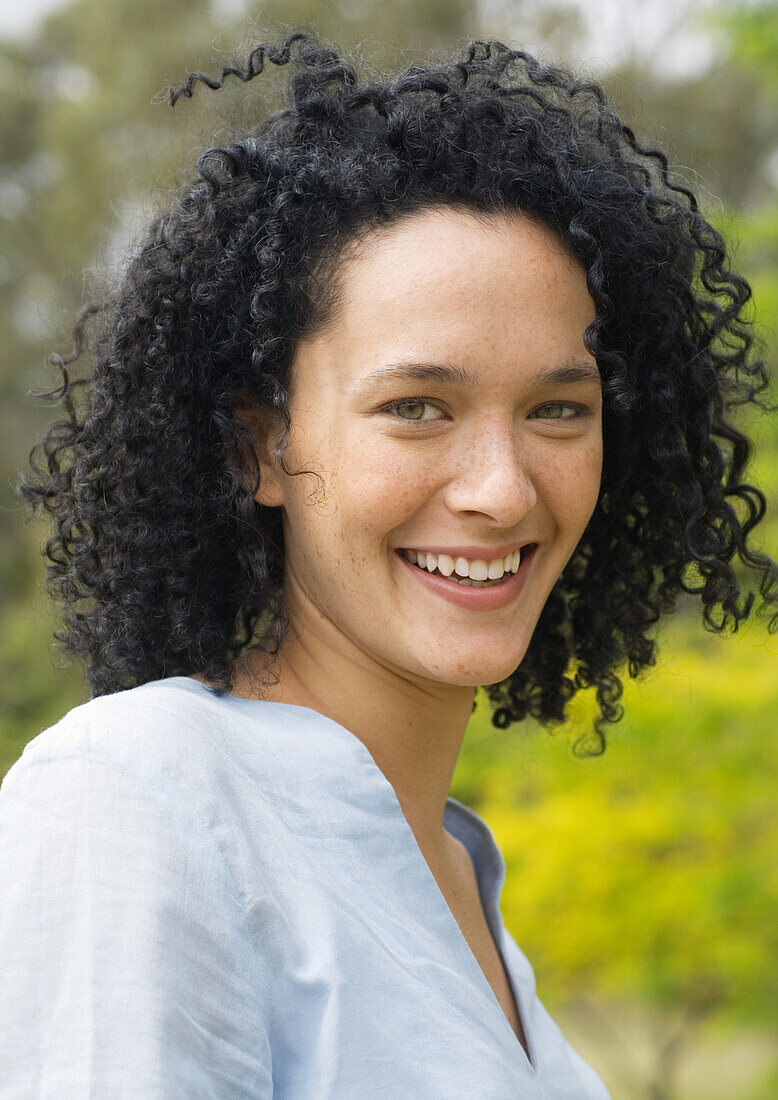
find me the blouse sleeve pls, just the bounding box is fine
[0,721,273,1099]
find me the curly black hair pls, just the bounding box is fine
[18,31,778,754]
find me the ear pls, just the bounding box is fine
[231,396,287,509]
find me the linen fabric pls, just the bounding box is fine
[0,676,611,1098]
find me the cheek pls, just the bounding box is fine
[283,439,440,563]
[336,445,441,535]
[538,437,603,531]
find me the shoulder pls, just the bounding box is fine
[0,678,283,824]
[0,678,276,894]
[1,680,362,862]
[4,678,215,786]
[0,677,317,824]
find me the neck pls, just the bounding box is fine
[230,592,475,860]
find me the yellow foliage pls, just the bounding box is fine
[454,615,778,1026]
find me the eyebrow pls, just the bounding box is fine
[358,359,601,390]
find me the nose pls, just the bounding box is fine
[442,422,538,527]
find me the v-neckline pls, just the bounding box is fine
[184,682,540,1077]
[443,798,539,1074]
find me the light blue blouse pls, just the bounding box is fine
[0,676,611,1098]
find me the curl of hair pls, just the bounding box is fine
[19,32,778,754]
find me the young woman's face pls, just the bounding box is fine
[258,206,603,688]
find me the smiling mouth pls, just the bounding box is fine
[397,546,537,587]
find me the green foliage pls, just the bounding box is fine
[708,2,778,96]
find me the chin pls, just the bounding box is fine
[429,653,527,689]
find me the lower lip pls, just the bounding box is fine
[395,546,538,611]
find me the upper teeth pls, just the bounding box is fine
[400,547,522,580]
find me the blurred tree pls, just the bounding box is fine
[707,0,778,328]
[711,0,778,95]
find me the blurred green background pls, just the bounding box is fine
[1,1,777,1097]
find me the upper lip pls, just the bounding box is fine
[397,542,537,560]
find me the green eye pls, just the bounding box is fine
[395,401,427,420]
[530,403,584,420]
[387,399,443,422]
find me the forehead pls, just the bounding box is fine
[296,206,596,388]
[341,205,582,297]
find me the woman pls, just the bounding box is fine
[2,31,776,1098]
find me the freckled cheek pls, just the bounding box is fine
[282,450,438,576]
[347,453,442,532]
[535,441,602,533]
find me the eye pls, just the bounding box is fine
[383,399,446,423]
[529,402,588,420]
